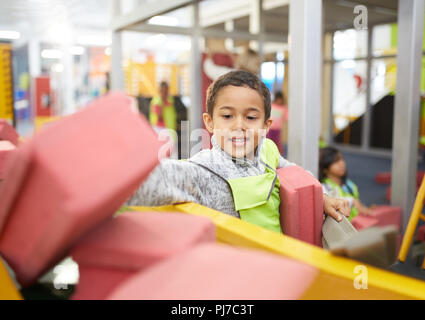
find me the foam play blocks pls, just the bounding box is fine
[278,166,324,247]
[0,141,15,180]
[106,243,318,300]
[351,214,379,231]
[0,91,162,287]
[0,119,19,146]
[71,212,215,300]
[377,171,424,187]
[368,205,402,231]
[351,206,401,232]
[417,225,425,242]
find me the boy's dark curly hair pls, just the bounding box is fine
[206,70,271,122]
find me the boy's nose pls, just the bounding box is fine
[233,116,245,130]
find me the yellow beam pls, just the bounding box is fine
[0,259,22,300]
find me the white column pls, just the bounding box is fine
[62,43,75,115]
[249,0,264,57]
[288,0,322,178]
[189,2,202,133]
[110,0,124,90]
[391,0,425,233]
[224,20,235,52]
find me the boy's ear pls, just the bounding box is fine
[203,113,214,133]
[264,118,272,133]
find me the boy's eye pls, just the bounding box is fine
[222,115,232,119]
[247,116,257,120]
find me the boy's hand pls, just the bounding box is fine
[323,194,350,222]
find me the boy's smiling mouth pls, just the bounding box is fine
[230,137,248,147]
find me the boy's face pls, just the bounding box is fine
[203,85,272,159]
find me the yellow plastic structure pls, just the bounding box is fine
[128,203,425,300]
[0,258,22,300]
[398,172,425,269]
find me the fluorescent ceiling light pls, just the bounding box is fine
[148,15,179,27]
[0,31,21,40]
[70,46,85,55]
[41,49,63,59]
[77,35,111,47]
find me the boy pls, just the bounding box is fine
[127,70,349,232]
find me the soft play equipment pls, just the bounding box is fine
[106,243,318,300]
[71,211,215,300]
[128,203,425,299]
[0,140,15,180]
[352,206,402,231]
[0,91,162,287]
[376,171,424,186]
[417,225,425,242]
[0,119,19,146]
[350,214,379,230]
[278,166,323,247]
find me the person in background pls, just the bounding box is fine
[319,146,375,221]
[267,91,288,156]
[149,81,177,133]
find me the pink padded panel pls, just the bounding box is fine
[0,141,15,180]
[377,171,424,187]
[351,215,379,230]
[417,225,425,242]
[0,91,161,286]
[72,266,133,300]
[71,212,215,300]
[369,205,402,231]
[107,243,318,300]
[375,172,391,185]
[277,166,323,247]
[0,120,19,146]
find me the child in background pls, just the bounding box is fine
[319,146,375,221]
[127,70,349,234]
[267,91,288,155]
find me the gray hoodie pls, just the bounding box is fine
[126,135,296,217]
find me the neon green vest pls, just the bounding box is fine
[322,177,359,221]
[149,96,177,131]
[226,139,282,234]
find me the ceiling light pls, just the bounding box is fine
[148,15,179,27]
[70,46,85,55]
[0,31,21,40]
[77,35,112,47]
[41,49,63,59]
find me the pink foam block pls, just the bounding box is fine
[375,172,391,185]
[368,205,402,231]
[0,120,19,146]
[107,243,318,300]
[351,215,379,230]
[0,141,16,180]
[416,225,425,242]
[378,171,424,187]
[0,91,162,286]
[71,212,215,300]
[277,166,324,247]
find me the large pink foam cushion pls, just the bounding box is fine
[0,91,162,286]
[107,243,318,300]
[351,215,379,231]
[277,166,324,247]
[417,225,425,242]
[71,212,215,300]
[0,141,15,180]
[0,120,19,146]
[367,205,402,231]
